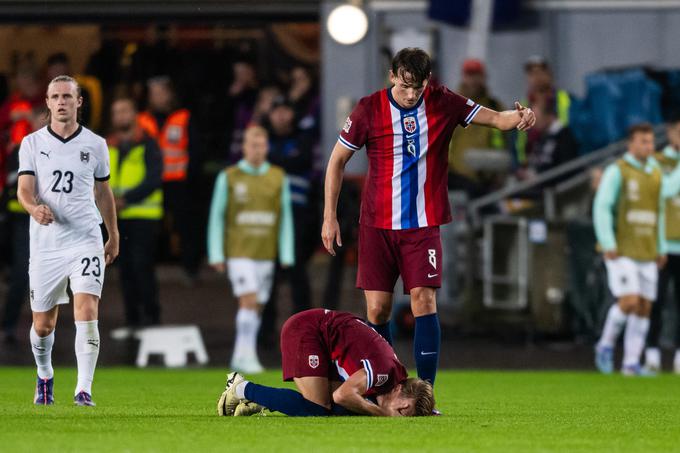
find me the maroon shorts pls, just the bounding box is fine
[280,309,339,381]
[356,224,442,294]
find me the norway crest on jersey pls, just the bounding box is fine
[403,116,417,134]
[80,151,90,163]
[308,355,319,369]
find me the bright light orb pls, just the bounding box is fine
[327,5,369,45]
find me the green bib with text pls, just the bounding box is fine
[615,159,662,261]
[654,152,680,240]
[223,164,284,260]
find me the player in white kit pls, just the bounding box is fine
[17,75,119,406]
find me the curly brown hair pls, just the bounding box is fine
[400,377,435,416]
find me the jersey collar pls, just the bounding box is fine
[237,159,270,175]
[386,86,425,112]
[623,152,655,174]
[47,124,83,144]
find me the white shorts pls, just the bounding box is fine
[227,258,275,304]
[29,246,105,312]
[604,257,658,301]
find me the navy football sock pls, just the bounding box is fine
[413,313,440,385]
[368,321,393,345]
[244,383,329,416]
[330,403,358,416]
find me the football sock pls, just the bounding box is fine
[674,350,680,372]
[598,304,627,348]
[30,325,54,380]
[233,308,261,361]
[330,403,358,416]
[74,320,99,396]
[645,347,661,369]
[367,321,393,345]
[414,313,440,385]
[244,383,329,416]
[623,315,649,368]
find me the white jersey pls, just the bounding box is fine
[18,125,110,255]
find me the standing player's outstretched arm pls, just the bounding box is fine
[322,142,354,256]
[472,101,536,131]
[95,180,119,265]
[332,369,388,416]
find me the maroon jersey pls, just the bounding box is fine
[338,83,479,230]
[320,310,408,396]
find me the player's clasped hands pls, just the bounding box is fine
[31,204,55,225]
[514,101,536,131]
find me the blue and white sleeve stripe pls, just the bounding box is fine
[338,135,360,151]
[463,103,482,126]
[361,359,374,389]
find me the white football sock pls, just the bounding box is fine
[674,350,680,373]
[598,304,628,348]
[623,315,650,368]
[30,325,54,380]
[645,347,661,369]
[233,308,261,362]
[235,380,250,400]
[74,320,99,396]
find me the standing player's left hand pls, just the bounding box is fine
[104,234,120,265]
[515,102,536,131]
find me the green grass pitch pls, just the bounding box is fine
[1,367,679,452]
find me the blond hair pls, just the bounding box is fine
[243,124,268,142]
[400,377,435,416]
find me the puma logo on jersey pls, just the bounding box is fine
[40,151,51,158]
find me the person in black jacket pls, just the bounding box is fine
[107,97,164,337]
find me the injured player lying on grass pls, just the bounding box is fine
[217,309,435,416]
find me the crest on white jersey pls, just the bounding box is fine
[80,151,90,163]
[343,117,352,134]
[308,355,319,369]
[403,116,417,134]
[376,374,388,386]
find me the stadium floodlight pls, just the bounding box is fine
[327,3,369,45]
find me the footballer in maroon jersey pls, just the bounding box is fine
[322,48,535,386]
[218,309,435,417]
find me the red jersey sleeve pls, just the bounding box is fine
[338,97,370,151]
[361,356,408,396]
[440,86,481,129]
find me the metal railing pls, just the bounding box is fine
[467,125,668,226]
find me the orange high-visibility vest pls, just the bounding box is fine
[137,109,190,182]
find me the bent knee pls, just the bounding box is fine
[410,287,437,315]
[367,304,392,324]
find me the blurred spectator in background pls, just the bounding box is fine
[647,118,680,373]
[0,67,43,191]
[226,60,259,163]
[108,97,163,338]
[448,59,506,197]
[288,65,320,137]
[260,96,316,346]
[207,125,294,373]
[45,52,103,132]
[514,56,572,173]
[251,85,283,125]
[521,101,579,182]
[138,76,202,284]
[1,106,47,344]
